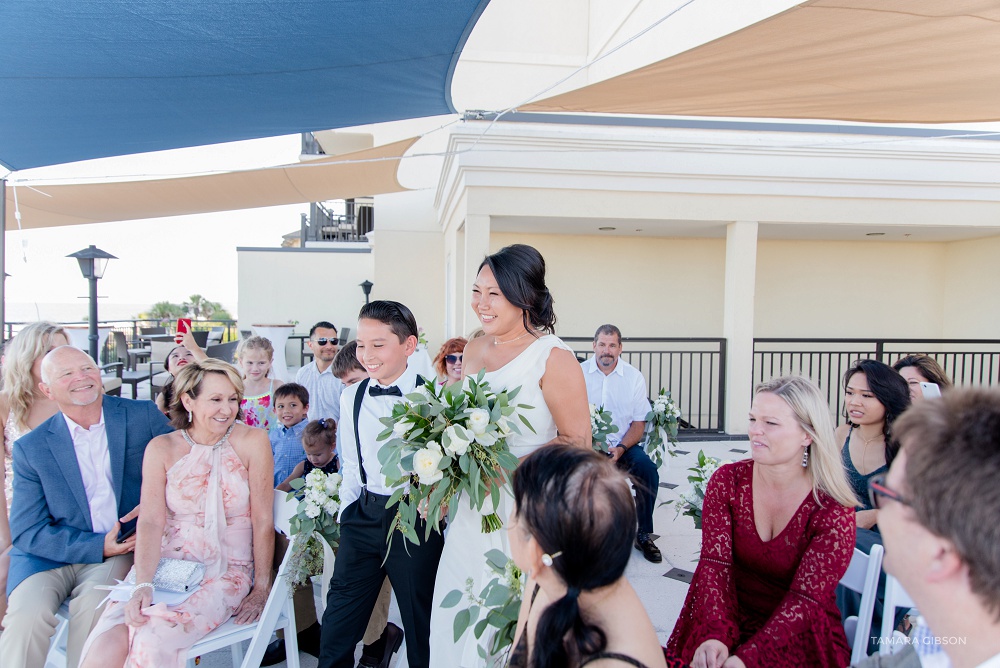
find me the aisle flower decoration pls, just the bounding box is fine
[285,468,342,591]
[377,371,533,542]
[589,403,618,454]
[441,549,524,666]
[665,450,726,529]
[644,389,682,467]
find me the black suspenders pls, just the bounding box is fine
[351,375,424,491]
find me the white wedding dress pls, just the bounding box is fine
[429,334,573,667]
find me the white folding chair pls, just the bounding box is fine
[43,601,71,668]
[186,489,300,667]
[879,574,916,656]
[839,544,884,665]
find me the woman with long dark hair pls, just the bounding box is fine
[835,359,910,531]
[507,444,667,668]
[892,354,952,403]
[429,244,591,666]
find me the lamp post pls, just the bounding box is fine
[68,245,116,361]
[360,280,373,305]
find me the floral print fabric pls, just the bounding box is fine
[82,435,254,667]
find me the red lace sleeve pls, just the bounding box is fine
[666,463,741,658]
[733,500,855,667]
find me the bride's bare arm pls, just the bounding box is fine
[540,348,590,448]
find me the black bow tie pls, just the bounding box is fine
[368,385,402,398]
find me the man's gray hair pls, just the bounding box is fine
[593,324,622,344]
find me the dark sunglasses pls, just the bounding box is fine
[445,354,463,364]
[868,474,910,510]
[312,338,338,346]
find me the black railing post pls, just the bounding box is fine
[718,338,727,433]
[875,339,885,363]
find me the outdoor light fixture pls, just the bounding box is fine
[68,245,117,361]
[598,226,617,231]
[360,279,374,305]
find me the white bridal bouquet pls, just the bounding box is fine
[377,371,533,542]
[285,469,342,591]
[589,404,618,454]
[644,389,682,467]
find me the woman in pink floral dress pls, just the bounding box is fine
[80,360,275,668]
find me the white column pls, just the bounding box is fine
[722,221,758,435]
[462,214,491,335]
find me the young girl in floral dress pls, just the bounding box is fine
[235,336,282,430]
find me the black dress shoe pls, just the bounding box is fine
[635,533,663,563]
[358,622,404,668]
[260,622,322,666]
[260,639,287,667]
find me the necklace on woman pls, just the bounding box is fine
[493,330,532,346]
[858,428,884,469]
[182,423,235,450]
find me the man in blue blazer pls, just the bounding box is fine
[0,346,172,668]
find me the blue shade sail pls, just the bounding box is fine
[0,0,490,170]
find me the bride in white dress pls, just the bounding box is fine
[429,244,590,667]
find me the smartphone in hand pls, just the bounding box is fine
[116,523,137,544]
[175,318,192,344]
[920,382,942,399]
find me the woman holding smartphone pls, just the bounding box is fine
[892,354,952,403]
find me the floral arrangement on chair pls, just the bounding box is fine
[589,404,619,454]
[285,468,342,592]
[377,371,533,540]
[644,389,682,467]
[441,548,524,666]
[665,450,727,530]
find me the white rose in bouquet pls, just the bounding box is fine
[443,424,472,456]
[392,419,410,437]
[468,408,490,435]
[497,416,513,436]
[304,501,321,519]
[413,446,444,484]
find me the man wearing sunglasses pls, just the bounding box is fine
[854,388,1000,668]
[295,321,344,423]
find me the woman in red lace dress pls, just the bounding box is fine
[667,376,859,668]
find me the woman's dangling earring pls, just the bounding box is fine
[801,445,810,468]
[187,410,193,424]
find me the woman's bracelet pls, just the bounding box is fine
[130,582,155,597]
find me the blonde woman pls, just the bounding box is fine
[667,376,859,668]
[234,335,283,429]
[0,321,70,625]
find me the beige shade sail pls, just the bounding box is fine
[4,138,417,230]
[525,0,1000,124]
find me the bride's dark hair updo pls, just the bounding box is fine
[478,244,556,335]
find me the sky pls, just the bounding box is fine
[3,135,306,321]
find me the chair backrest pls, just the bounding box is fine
[338,326,351,344]
[880,574,917,655]
[839,544,884,665]
[205,340,239,363]
[207,327,225,345]
[111,331,129,365]
[140,326,167,335]
[150,340,175,365]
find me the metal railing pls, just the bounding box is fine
[300,199,374,244]
[301,132,325,156]
[563,337,727,433]
[4,319,238,363]
[753,338,1000,423]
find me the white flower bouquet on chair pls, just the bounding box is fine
[644,389,682,467]
[285,468,342,593]
[589,404,618,454]
[377,371,534,541]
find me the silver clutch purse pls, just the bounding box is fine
[126,558,205,593]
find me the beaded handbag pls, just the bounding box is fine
[126,558,205,593]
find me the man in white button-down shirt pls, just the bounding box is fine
[319,301,443,668]
[1,346,172,668]
[583,324,662,563]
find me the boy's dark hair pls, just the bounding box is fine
[274,382,309,406]
[331,340,365,379]
[358,300,418,344]
[308,321,338,338]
